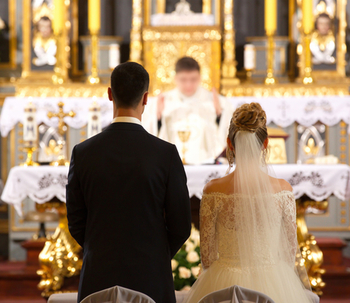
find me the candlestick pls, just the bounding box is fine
[265,0,277,35]
[302,0,314,35]
[88,0,101,33]
[109,44,120,70]
[87,0,101,84]
[53,0,64,35]
[88,98,102,138]
[302,0,314,84]
[244,44,256,82]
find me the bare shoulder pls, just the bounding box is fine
[278,178,293,192]
[203,173,233,194]
[203,178,221,194]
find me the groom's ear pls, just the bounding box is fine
[142,91,149,106]
[108,87,113,101]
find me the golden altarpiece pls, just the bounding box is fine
[0,0,350,298]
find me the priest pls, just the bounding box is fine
[157,57,234,164]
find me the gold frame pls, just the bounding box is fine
[0,0,17,69]
[294,0,348,80]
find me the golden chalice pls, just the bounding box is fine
[178,129,191,165]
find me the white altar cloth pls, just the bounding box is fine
[2,164,350,217]
[2,95,350,137]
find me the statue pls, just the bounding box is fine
[32,16,57,66]
[172,0,194,15]
[310,1,336,65]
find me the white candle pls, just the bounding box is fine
[244,44,256,70]
[88,98,102,138]
[109,44,120,70]
[23,101,38,143]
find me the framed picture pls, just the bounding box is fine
[290,0,347,79]
[0,0,16,69]
[22,0,56,79]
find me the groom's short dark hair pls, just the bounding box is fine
[110,62,149,109]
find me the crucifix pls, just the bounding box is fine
[47,101,76,166]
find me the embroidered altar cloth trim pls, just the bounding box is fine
[2,164,349,217]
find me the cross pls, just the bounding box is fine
[47,101,76,136]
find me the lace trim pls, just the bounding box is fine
[202,190,294,198]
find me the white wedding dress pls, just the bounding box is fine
[184,131,316,303]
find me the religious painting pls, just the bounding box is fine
[31,0,56,70]
[310,0,336,70]
[292,0,347,78]
[21,0,57,79]
[0,0,16,69]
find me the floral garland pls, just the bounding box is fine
[172,225,201,290]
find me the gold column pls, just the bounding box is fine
[87,0,101,84]
[157,0,166,14]
[337,0,347,77]
[203,0,212,14]
[221,0,240,96]
[302,0,314,84]
[130,0,143,64]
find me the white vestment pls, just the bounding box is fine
[158,87,234,165]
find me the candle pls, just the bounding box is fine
[109,44,120,70]
[265,0,277,35]
[244,44,256,70]
[53,0,64,35]
[88,0,101,34]
[88,98,102,138]
[23,101,38,144]
[302,0,314,34]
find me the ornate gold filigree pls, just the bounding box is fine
[130,0,143,64]
[37,202,82,298]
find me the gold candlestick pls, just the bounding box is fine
[264,34,277,84]
[178,130,191,165]
[302,0,314,84]
[87,31,100,84]
[20,145,39,167]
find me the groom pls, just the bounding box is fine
[66,62,192,303]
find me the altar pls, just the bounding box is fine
[1,0,350,300]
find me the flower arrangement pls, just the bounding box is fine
[172,224,201,290]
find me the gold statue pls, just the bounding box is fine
[45,139,61,156]
[303,138,320,156]
[178,129,191,165]
[37,201,82,297]
[47,102,76,166]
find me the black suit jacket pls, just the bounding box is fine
[66,122,191,303]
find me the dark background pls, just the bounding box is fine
[77,0,289,69]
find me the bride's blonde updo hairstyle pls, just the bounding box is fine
[227,103,268,164]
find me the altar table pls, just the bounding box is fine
[2,164,350,217]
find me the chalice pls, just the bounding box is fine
[177,130,191,165]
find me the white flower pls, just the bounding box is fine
[171,259,179,271]
[186,251,200,263]
[172,273,175,279]
[191,266,201,278]
[185,241,195,252]
[178,266,191,279]
[190,229,200,246]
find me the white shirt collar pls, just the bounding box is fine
[112,116,141,125]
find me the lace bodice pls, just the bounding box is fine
[200,190,297,270]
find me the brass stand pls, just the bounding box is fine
[302,34,314,85]
[296,196,326,295]
[178,130,191,165]
[264,34,277,85]
[87,31,101,84]
[37,201,82,297]
[20,146,39,167]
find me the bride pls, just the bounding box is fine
[184,103,318,303]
